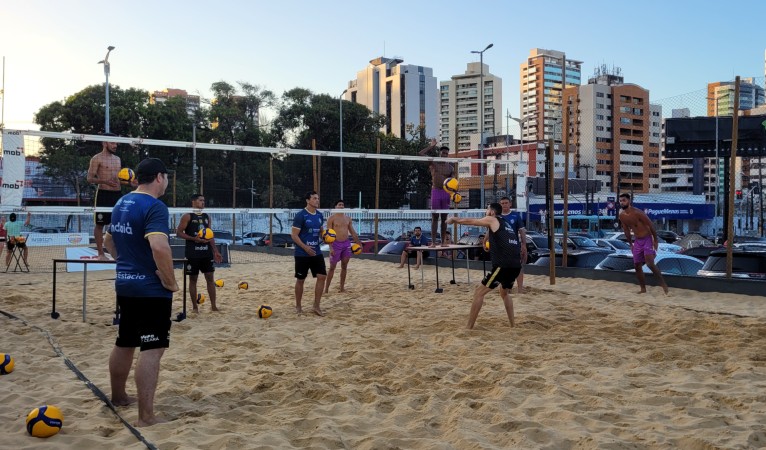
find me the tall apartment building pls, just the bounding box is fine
[565,68,662,193]
[520,48,582,143]
[149,88,201,117]
[345,57,437,139]
[706,78,765,116]
[439,62,502,151]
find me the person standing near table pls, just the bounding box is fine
[447,203,522,329]
[500,196,528,293]
[104,157,178,427]
[2,212,32,267]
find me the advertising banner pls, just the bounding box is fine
[1,130,25,206]
[64,247,115,272]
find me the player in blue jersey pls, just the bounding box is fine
[291,191,327,316]
[500,196,528,293]
[104,157,178,427]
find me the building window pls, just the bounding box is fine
[596,92,604,97]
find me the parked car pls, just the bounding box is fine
[697,249,766,280]
[242,232,266,246]
[258,233,294,248]
[594,238,632,252]
[30,226,67,233]
[211,230,242,245]
[656,230,681,243]
[532,249,613,269]
[555,234,611,252]
[680,245,725,262]
[526,235,563,264]
[595,252,704,276]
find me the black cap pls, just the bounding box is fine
[136,158,168,179]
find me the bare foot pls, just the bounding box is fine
[441,243,449,247]
[414,265,421,270]
[211,307,220,312]
[397,264,404,269]
[296,307,303,315]
[428,243,436,248]
[338,288,346,293]
[662,286,669,295]
[313,307,325,317]
[638,289,647,294]
[134,417,167,427]
[323,290,330,294]
[111,395,137,407]
[97,254,110,261]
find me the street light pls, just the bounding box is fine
[471,43,493,206]
[339,88,348,200]
[97,46,115,133]
[507,111,534,163]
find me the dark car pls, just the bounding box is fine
[656,230,680,243]
[532,249,612,269]
[594,239,632,252]
[259,233,294,248]
[697,249,766,280]
[555,235,611,252]
[526,235,563,264]
[680,245,725,262]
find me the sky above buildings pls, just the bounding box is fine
[1,0,764,136]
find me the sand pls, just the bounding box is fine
[1,254,765,449]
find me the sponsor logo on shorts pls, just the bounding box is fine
[116,272,147,280]
[140,334,160,343]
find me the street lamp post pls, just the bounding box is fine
[472,43,493,207]
[97,46,115,133]
[339,88,348,200]
[707,93,730,236]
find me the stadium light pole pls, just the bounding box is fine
[98,46,115,133]
[472,43,493,206]
[340,88,348,200]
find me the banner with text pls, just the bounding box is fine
[1,130,25,207]
[64,247,115,272]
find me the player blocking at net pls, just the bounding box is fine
[446,203,523,329]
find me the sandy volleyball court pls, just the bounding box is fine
[1,254,765,449]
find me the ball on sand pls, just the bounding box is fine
[0,353,14,374]
[26,405,63,438]
[258,305,273,319]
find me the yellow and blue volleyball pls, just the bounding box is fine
[26,405,63,438]
[484,240,490,251]
[258,305,273,319]
[323,229,337,244]
[0,353,14,374]
[443,177,459,193]
[451,192,462,204]
[118,168,135,184]
[197,228,214,240]
[351,243,362,255]
[214,279,224,288]
[238,281,249,290]
[196,294,206,305]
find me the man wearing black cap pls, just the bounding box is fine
[88,134,124,260]
[104,157,178,427]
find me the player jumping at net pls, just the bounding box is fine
[618,193,669,295]
[447,202,523,329]
[324,199,361,294]
[291,191,327,316]
[88,133,132,260]
[419,138,453,248]
[176,194,223,313]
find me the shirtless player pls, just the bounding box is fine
[87,135,124,260]
[324,199,361,293]
[419,138,453,248]
[618,193,669,294]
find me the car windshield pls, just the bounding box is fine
[532,236,562,250]
[571,236,598,247]
[704,254,766,273]
[606,240,630,250]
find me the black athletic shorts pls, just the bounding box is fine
[482,266,522,290]
[294,255,327,279]
[94,189,122,225]
[185,258,215,276]
[115,296,172,351]
[6,241,26,250]
[406,250,430,259]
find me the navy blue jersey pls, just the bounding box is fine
[500,211,525,239]
[409,234,429,247]
[109,192,172,298]
[292,209,324,257]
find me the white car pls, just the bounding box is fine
[595,252,703,276]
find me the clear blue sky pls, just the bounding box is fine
[1,0,764,136]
